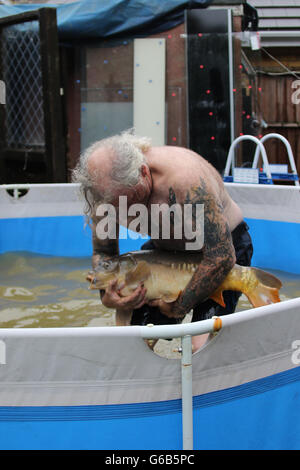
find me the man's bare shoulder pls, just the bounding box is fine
[155,145,207,168]
[150,146,223,202]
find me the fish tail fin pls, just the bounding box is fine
[247,267,282,307]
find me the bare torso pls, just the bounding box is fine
[143,146,243,251]
[92,144,242,318]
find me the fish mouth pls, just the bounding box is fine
[86,271,109,289]
[86,271,97,289]
[86,272,94,282]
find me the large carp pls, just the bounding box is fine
[87,250,282,310]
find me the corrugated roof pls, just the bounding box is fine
[249,0,300,29]
[248,0,300,46]
[251,0,300,5]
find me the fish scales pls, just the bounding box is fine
[87,250,282,311]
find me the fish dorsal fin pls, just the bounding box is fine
[125,261,151,287]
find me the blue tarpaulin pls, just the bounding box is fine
[0,0,212,39]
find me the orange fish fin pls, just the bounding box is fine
[162,293,180,303]
[246,268,282,307]
[251,267,282,289]
[246,286,281,308]
[210,289,226,308]
[162,289,183,303]
[125,261,150,287]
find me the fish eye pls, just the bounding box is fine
[100,260,118,272]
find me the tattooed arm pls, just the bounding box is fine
[91,213,119,270]
[172,180,236,317]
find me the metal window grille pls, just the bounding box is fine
[1,21,45,149]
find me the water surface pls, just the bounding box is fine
[0,253,299,356]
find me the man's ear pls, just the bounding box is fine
[141,164,150,178]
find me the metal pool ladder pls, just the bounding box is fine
[223,133,299,186]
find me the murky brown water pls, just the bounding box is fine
[0,253,112,329]
[0,253,299,357]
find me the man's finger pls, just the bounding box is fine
[126,285,144,302]
[106,279,120,296]
[136,286,147,302]
[119,286,146,309]
[135,299,147,309]
[117,281,126,292]
[134,290,147,307]
[125,291,146,308]
[109,279,119,291]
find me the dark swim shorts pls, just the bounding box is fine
[130,221,253,326]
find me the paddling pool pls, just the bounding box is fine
[0,183,300,450]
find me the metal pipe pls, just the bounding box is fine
[0,317,217,340]
[0,183,80,190]
[224,135,272,181]
[1,181,298,196]
[227,9,235,153]
[252,133,299,186]
[225,182,300,192]
[0,298,299,340]
[181,335,193,450]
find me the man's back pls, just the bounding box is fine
[145,145,243,238]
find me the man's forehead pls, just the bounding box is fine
[110,186,135,205]
[87,148,116,202]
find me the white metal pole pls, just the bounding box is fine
[252,133,299,186]
[181,334,193,450]
[0,298,299,340]
[0,183,80,190]
[228,9,235,151]
[224,135,272,181]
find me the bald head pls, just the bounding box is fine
[87,146,115,198]
[72,129,152,214]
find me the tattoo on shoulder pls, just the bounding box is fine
[184,178,230,251]
[168,187,177,206]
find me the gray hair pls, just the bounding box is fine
[72,129,151,217]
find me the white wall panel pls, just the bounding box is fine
[133,38,166,145]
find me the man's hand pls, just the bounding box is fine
[101,279,147,312]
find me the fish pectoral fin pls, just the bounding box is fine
[125,261,151,286]
[162,293,180,303]
[210,289,226,308]
[161,289,183,303]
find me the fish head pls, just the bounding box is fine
[86,258,120,289]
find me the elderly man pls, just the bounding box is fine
[73,130,253,350]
